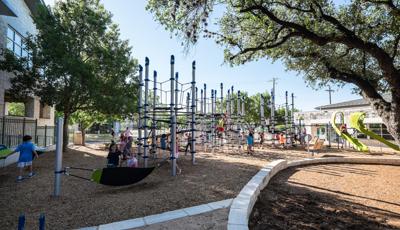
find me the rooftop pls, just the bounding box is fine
[315,94,391,110]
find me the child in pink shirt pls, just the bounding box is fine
[127,154,138,168]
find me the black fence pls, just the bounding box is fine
[0,117,55,148]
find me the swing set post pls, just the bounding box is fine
[211,89,215,149]
[237,90,241,149]
[137,65,143,163]
[271,78,276,146]
[171,114,177,176]
[143,57,150,167]
[54,117,63,197]
[285,91,289,147]
[169,55,176,176]
[152,71,157,159]
[191,61,196,164]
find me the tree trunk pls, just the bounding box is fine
[63,114,70,151]
[82,129,86,146]
[364,93,400,146]
[78,121,86,146]
[382,94,400,146]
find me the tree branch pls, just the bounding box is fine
[229,31,301,61]
[239,3,400,89]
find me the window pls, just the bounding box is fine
[40,102,51,119]
[6,26,28,58]
[7,102,25,117]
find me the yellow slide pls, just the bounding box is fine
[350,112,399,151]
[331,112,369,152]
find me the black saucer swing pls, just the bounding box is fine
[63,166,155,186]
[62,150,177,186]
[92,167,155,186]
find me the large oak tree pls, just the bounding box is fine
[147,0,400,145]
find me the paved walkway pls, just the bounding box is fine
[81,199,232,230]
[135,208,228,230]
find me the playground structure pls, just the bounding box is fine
[350,112,400,151]
[331,111,369,152]
[135,55,258,176]
[134,61,399,167]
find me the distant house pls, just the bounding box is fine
[0,0,55,147]
[294,97,393,141]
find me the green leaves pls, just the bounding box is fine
[0,0,138,119]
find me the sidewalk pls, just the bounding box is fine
[81,199,233,230]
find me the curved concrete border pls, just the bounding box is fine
[227,157,400,230]
[79,198,233,230]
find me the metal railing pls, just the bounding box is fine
[0,117,55,148]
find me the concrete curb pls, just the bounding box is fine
[80,198,233,230]
[227,157,400,230]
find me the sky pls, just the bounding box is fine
[42,0,360,111]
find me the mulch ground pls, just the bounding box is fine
[0,143,396,229]
[249,164,400,229]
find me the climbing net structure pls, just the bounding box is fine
[136,55,250,176]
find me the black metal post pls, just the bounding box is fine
[22,118,26,138]
[44,125,47,146]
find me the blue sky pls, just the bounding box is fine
[43,0,360,111]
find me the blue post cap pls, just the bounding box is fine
[192,60,196,69]
[220,83,223,88]
[39,213,45,230]
[171,55,175,64]
[154,70,157,77]
[175,72,179,79]
[238,90,241,95]
[139,65,143,72]
[204,83,206,88]
[285,91,288,96]
[18,214,25,230]
[145,57,149,65]
[228,89,230,93]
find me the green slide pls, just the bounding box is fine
[350,112,399,151]
[0,149,13,159]
[331,112,369,152]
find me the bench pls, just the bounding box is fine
[308,139,325,155]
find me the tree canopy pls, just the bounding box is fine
[147,0,400,144]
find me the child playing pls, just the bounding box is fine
[340,123,348,134]
[10,135,38,182]
[107,143,122,168]
[123,136,134,159]
[247,132,254,154]
[126,154,139,168]
[278,132,286,148]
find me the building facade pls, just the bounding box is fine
[0,0,55,148]
[0,0,54,126]
[294,98,393,141]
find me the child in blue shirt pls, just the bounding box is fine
[247,132,254,155]
[10,135,38,182]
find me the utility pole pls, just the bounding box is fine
[326,85,334,104]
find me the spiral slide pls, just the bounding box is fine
[350,112,399,151]
[331,112,369,152]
